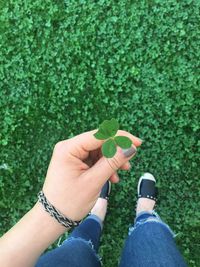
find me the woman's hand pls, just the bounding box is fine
[42,129,142,221]
[0,129,142,267]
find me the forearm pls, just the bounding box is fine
[0,202,67,267]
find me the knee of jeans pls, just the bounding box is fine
[128,218,175,238]
[62,237,102,262]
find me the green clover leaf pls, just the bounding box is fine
[94,130,110,140]
[94,118,119,140]
[94,118,133,158]
[114,136,132,149]
[102,139,117,158]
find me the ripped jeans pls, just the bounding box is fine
[35,212,187,267]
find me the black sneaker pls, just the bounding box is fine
[99,180,112,200]
[137,172,158,201]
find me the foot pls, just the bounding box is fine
[136,198,156,216]
[136,173,157,216]
[90,180,111,222]
[90,198,108,222]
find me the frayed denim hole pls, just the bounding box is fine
[150,211,176,238]
[128,219,151,236]
[128,226,135,236]
[128,218,175,238]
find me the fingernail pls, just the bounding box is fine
[122,146,137,158]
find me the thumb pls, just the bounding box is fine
[86,145,137,187]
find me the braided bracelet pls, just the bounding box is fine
[38,191,81,228]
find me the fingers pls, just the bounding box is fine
[86,145,137,188]
[109,162,131,183]
[110,172,120,183]
[110,161,131,183]
[71,129,142,154]
[110,162,131,183]
[120,161,131,170]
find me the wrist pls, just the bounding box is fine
[0,202,68,267]
[33,201,67,236]
[38,191,81,228]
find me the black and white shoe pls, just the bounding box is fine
[137,173,158,201]
[99,180,112,200]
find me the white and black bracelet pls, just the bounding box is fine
[38,191,81,229]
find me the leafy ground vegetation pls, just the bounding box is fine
[0,1,200,266]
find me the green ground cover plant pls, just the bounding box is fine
[0,1,199,266]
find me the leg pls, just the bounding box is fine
[119,173,188,267]
[68,198,107,253]
[35,198,108,267]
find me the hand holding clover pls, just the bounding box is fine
[42,119,141,221]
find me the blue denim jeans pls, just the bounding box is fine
[35,212,187,267]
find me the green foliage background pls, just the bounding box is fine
[0,0,199,266]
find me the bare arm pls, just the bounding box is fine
[0,130,141,267]
[0,202,66,267]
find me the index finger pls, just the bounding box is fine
[72,129,142,152]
